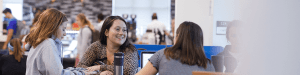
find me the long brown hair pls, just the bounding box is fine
[77,13,94,32]
[99,16,136,52]
[25,8,67,48]
[164,21,210,68]
[32,11,42,26]
[10,38,24,62]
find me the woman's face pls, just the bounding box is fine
[76,17,82,26]
[228,27,239,45]
[105,19,127,46]
[57,23,67,40]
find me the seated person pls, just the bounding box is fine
[76,16,138,75]
[216,20,241,73]
[0,38,27,75]
[136,21,215,75]
[25,8,85,75]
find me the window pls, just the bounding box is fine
[113,0,171,36]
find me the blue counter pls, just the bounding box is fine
[134,44,224,67]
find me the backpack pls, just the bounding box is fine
[13,20,25,38]
[87,27,100,43]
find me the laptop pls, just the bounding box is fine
[141,51,156,68]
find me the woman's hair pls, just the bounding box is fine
[77,13,94,32]
[9,38,24,62]
[99,16,135,52]
[32,11,42,26]
[226,20,241,41]
[25,8,67,48]
[164,21,210,68]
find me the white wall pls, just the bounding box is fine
[0,0,3,29]
[213,0,240,47]
[175,0,214,46]
[0,0,5,42]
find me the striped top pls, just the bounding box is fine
[77,41,139,75]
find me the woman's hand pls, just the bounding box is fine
[100,71,113,75]
[86,65,101,71]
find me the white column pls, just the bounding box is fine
[0,0,5,42]
[175,0,214,45]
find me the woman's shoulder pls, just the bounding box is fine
[22,55,28,58]
[89,41,105,50]
[0,55,15,61]
[91,41,103,46]
[124,44,138,53]
[35,38,57,52]
[40,38,56,46]
[82,26,90,29]
[81,27,92,32]
[157,48,167,55]
[0,55,11,59]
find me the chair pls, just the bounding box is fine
[192,71,233,75]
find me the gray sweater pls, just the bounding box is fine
[77,26,92,59]
[26,38,84,75]
[149,49,215,75]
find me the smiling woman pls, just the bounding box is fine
[25,8,85,75]
[76,16,139,75]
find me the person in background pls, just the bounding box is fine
[25,8,84,75]
[166,18,175,45]
[75,13,95,66]
[76,16,138,75]
[216,20,241,73]
[127,14,137,43]
[0,38,27,75]
[2,8,18,50]
[95,13,105,32]
[146,13,170,45]
[30,10,43,32]
[20,21,30,36]
[136,21,215,75]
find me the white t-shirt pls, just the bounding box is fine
[95,21,104,32]
[146,19,167,35]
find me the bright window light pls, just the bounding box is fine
[4,4,23,20]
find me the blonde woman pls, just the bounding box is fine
[75,13,95,65]
[25,9,83,75]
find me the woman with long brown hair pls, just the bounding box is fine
[76,16,138,75]
[25,8,84,75]
[76,13,95,63]
[136,21,215,75]
[0,38,27,75]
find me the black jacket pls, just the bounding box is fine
[0,55,27,75]
[217,45,238,73]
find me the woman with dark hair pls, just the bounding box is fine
[0,38,27,75]
[216,20,241,73]
[77,16,138,75]
[136,21,215,75]
[25,8,84,75]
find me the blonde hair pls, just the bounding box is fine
[77,13,94,32]
[25,8,67,48]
